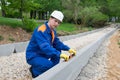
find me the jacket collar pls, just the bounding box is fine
[45,21,51,33]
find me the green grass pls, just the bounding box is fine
[0,35,4,41]
[0,17,43,30]
[0,17,94,35]
[8,37,15,42]
[118,40,120,45]
[0,17,23,28]
[57,23,77,32]
[0,17,77,32]
[118,39,120,48]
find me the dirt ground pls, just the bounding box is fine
[0,26,31,45]
[100,30,120,80]
[106,30,120,80]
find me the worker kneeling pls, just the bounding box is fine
[26,10,76,78]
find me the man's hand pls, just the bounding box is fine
[60,53,69,61]
[68,49,76,56]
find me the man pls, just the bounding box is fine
[26,10,76,78]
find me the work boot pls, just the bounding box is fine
[29,67,36,78]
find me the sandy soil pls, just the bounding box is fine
[100,29,120,80]
[0,26,31,45]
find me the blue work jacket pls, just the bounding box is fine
[26,22,70,61]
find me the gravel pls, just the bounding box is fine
[0,52,32,80]
[0,26,116,80]
[75,36,110,80]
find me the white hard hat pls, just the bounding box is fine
[50,10,64,22]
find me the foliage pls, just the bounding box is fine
[79,7,108,27]
[0,10,1,16]
[107,0,120,17]
[38,0,62,11]
[90,12,108,27]
[8,37,15,42]
[1,0,120,29]
[88,26,94,31]
[0,35,4,41]
[0,17,43,32]
[62,0,81,24]
[22,17,38,32]
[118,35,120,47]
[80,0,98,7]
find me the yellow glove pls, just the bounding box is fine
[68,49,76,55]
[60,53,69,61]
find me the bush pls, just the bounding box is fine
[90,12,108,27]
[22,17,38,32]
[79,7,108,27]
[0,35,4,41]
[5,9,21,18]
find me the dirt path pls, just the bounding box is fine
[100,30,120,80]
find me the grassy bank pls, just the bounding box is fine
[0,17,23,28]
[0,17,95,36]
[0,17,77,32]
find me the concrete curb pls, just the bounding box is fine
[0,28,105,56]
[0,41,29,56]
[13,41,29,53]
[59,27,105,41]
[34,28,117,80]
[0,44,15,56]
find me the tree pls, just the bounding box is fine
[35,0,62,19]
[108,0,120,16]
[6,0,33,19]
[97,0,109,13]
[80,0,98,7]
[79,7,108,27]
[1,0,62,19]
[28,0,41,19]
[62,0,81,24]
[1,0,7,17]
[6,0,24,18]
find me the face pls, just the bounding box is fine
[48,17,61,30]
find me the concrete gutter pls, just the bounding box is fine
[34,28,117,80]
[59,27,105,41]
[0,28,106,56]
[0,41,29,56]
[0,43,15,56]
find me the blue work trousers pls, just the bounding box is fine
[27,56,60,77]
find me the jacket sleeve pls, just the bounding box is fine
[35,31,61,58]
[53,31,70,51]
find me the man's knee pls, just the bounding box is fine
[28,57,54,78]
[51,56,60,65]
[31,61,53,78]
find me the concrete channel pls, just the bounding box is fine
[0,27,104,56]
[0,24,119,80]
[34,25,118,80]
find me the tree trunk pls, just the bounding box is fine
[1,0,6,17]
[38,11,41,19]
[19,8,23,19]
[45,12,47,20]
[42,12,44,19]
[33,10,36,19]
[20,0,23,19]
[30,10,33,19]
[1,9,6,17]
